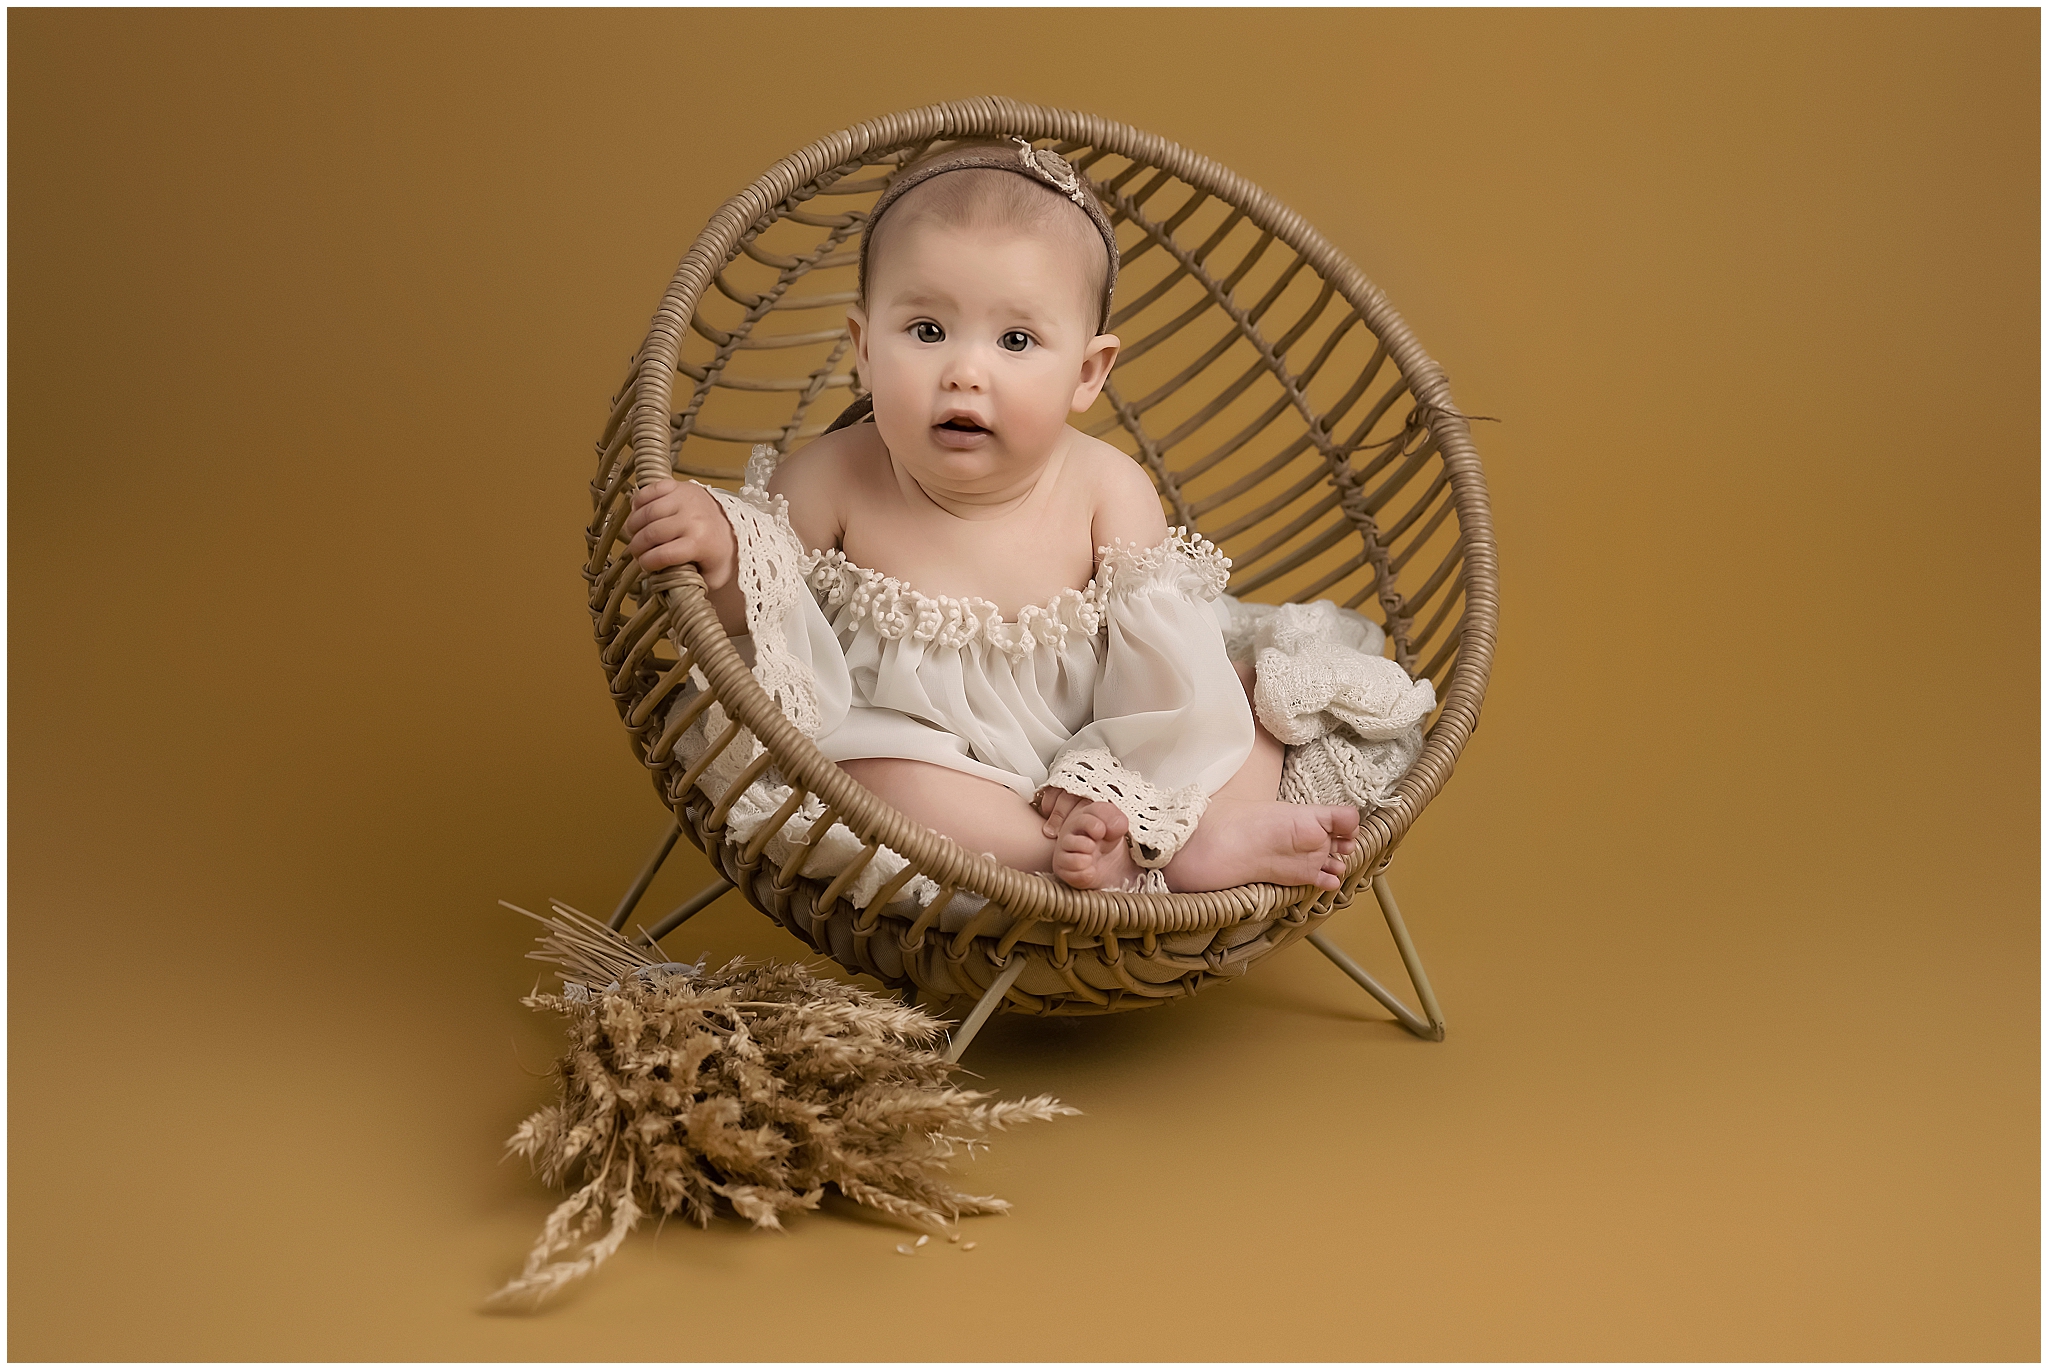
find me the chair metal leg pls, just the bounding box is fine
[1306,871,1446,1041]
[1370,872,1445,1035]
[942,956,1027,1063]
[638,876,733,946]
[609,818,681,931]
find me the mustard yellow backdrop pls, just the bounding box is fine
[9,9,2037,1360]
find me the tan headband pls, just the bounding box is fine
[857,136,1120,336]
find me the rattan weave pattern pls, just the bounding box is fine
[584,98,1496,1015]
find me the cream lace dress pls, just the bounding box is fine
[707,451,1253,871]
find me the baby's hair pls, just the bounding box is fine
[861,141,1113,332]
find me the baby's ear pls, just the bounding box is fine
[1071,332,1120,412]
[842,307,869,395]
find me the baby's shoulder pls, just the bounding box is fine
[768,423,882,550]
[1066,428,1170,551]
[767,422,872,494]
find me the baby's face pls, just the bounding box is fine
[850,217,1116,494]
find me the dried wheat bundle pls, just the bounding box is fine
[490,901,1075,1309]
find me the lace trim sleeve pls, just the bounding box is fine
[695,445,821,738]
[1095,528,1232,604]
[1041,746,1208,870]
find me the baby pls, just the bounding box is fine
[624,138,1360,893]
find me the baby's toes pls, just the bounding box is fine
[1290,814,1334,856]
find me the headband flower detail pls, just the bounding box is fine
[1011,136,1088,206]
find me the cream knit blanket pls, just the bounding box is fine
[1222,598,1436,811]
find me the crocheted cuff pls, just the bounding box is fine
[699,456,821,739]
[1041,747,1208,870]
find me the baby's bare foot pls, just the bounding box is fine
[1167,800,1361,894]
[1050,801,1143,890]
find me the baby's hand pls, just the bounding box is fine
[1036,787,1089,840]
[623,479,738,589]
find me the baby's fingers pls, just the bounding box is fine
[622,485,669,540]
[627,477,706,533]
[627,508,703,562]
[629,477,680,510]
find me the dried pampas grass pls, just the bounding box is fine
[490,901,1074,1309]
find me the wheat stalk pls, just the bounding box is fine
[489,902,1076,1309]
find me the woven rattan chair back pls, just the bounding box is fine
[585,98,1495,1025]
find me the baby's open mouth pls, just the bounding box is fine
[937,417,989,434]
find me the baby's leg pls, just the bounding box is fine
[863,663,1358,894]
[1161,659,1359,893]
[1041,662,1358,893]
[837,757,1058,873]
[843,757,1163,890]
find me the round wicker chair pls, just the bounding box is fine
[583,98,1496,1055]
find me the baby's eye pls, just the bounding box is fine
[912,321,944,344]
[998,330,1032,353]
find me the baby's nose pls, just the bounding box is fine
[940,349,988,389]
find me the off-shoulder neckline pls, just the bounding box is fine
[801,531,1232,659]
[732,458,1231,658]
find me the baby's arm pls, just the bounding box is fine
[623,480,748,638]
[1034,440,1175,837]
[623,425,862,637]
[1087,439,1172,556]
